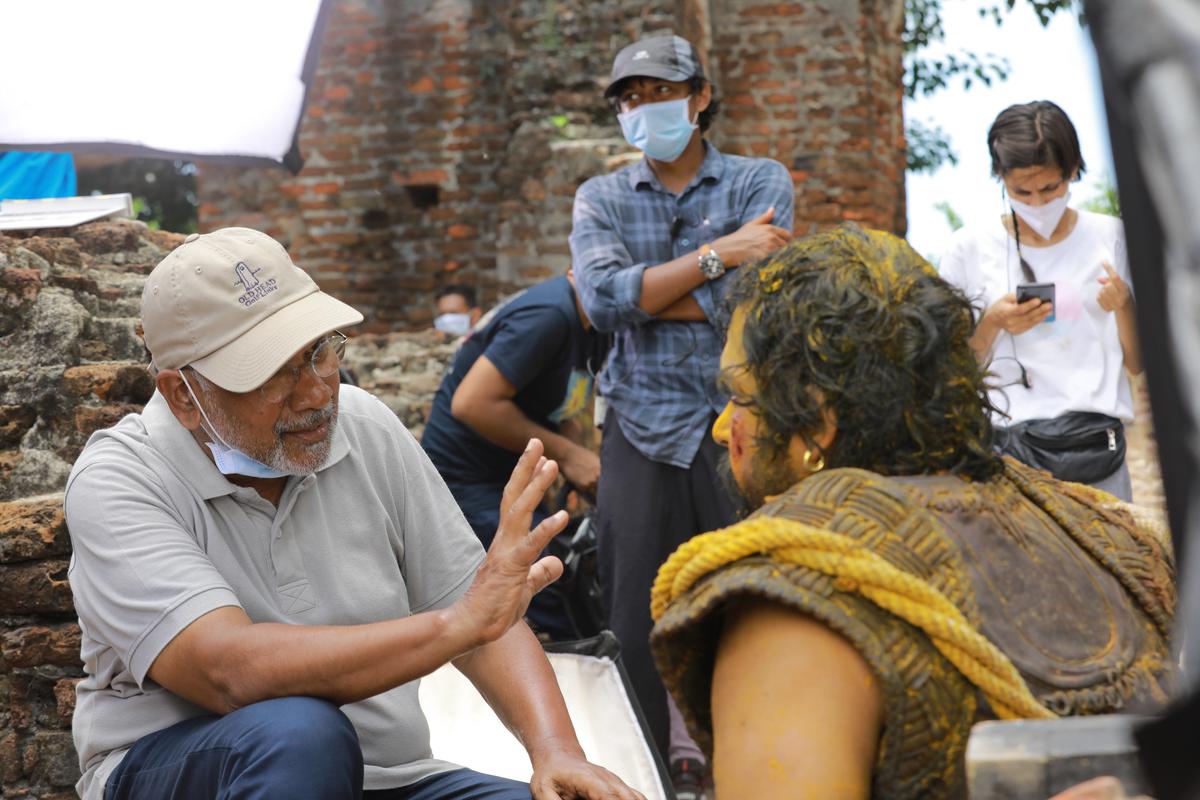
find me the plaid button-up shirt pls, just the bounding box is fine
[569,143,794,467]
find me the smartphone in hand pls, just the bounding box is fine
[1016,281,1055,322]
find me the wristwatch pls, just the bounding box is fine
[698,243,726,280]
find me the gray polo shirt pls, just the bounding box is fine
[64,385,486,799]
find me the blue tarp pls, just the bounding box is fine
[0,151,76,200]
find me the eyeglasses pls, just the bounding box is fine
[257,331,347,404]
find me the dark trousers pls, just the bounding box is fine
[596,411,737,757]
[105,696,531,799]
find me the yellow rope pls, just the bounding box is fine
[651,516,1055,720]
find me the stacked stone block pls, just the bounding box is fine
[0,222,177,797]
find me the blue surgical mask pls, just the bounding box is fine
[618,97,698,162]
[179,371,292,479]
[434,312,472,337]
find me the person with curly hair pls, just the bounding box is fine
[649,224,1174,799]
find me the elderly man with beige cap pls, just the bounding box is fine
[63,228,642,800]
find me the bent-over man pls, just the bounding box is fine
[422,274,604,640]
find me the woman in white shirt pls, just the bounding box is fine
[940,100,1142,501]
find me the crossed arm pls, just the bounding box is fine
[569,183,793,331]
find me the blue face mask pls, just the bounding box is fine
[179,371,292,479]
[618,97,698,162]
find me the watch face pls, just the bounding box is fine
[700,251,725,278]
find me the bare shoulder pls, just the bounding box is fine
[711,596,883,800]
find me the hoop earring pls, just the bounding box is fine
[802,449,825,473]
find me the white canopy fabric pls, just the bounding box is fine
[0,0,329,173]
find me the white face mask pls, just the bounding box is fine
[434,312,472,337]
[1009,191,1071,239]
[179,371,292,478]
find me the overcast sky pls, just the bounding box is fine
[904,3,1113,260]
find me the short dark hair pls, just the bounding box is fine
[435,283,477,307]
[607,75,722,133]
[987,100,1086,181]
[726,224,1003,483]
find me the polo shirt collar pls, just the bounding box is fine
[141,391,352,501]
[628,141,727,191]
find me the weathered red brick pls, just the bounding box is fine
[0,559,72,614]
[407,75,435,93]
[0,405,36,450]
[53,679,79,724]
[0,497,68,564]
[61,364,153,404]
[72,404,140,437]
[1,624,81,669]
[0,268,42,307]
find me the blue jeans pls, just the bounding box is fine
[105,696,530,799]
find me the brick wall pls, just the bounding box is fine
[708,0,907,234]
[197,0,909,328]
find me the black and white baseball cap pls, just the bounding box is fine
[604,35,705,98]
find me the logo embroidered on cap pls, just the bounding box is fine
[233,261,278,307]
[633,50,650,60]
[234,261,261,290]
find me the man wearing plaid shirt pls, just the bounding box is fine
[569,34,794,794]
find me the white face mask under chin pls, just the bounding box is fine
[179,371,292,479]
[1009,191,1071,240]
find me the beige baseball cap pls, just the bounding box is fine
[141,227,363,392]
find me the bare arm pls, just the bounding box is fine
[148,440,568,715]
[1099,262,1142,375]
[452,356,600,496]
[1114,302,1142,375]
[655,294,708,321]
[455,625,643,799]
[711,598,884,799]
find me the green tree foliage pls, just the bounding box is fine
[1080,172,1121,217]
[935,200,965,231]
[905,0,1078,173]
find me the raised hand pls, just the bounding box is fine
[452,439,567,645]
[1097,261,1132,312]
[713,206,793,266]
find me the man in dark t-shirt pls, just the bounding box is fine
[422,274,604,638]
